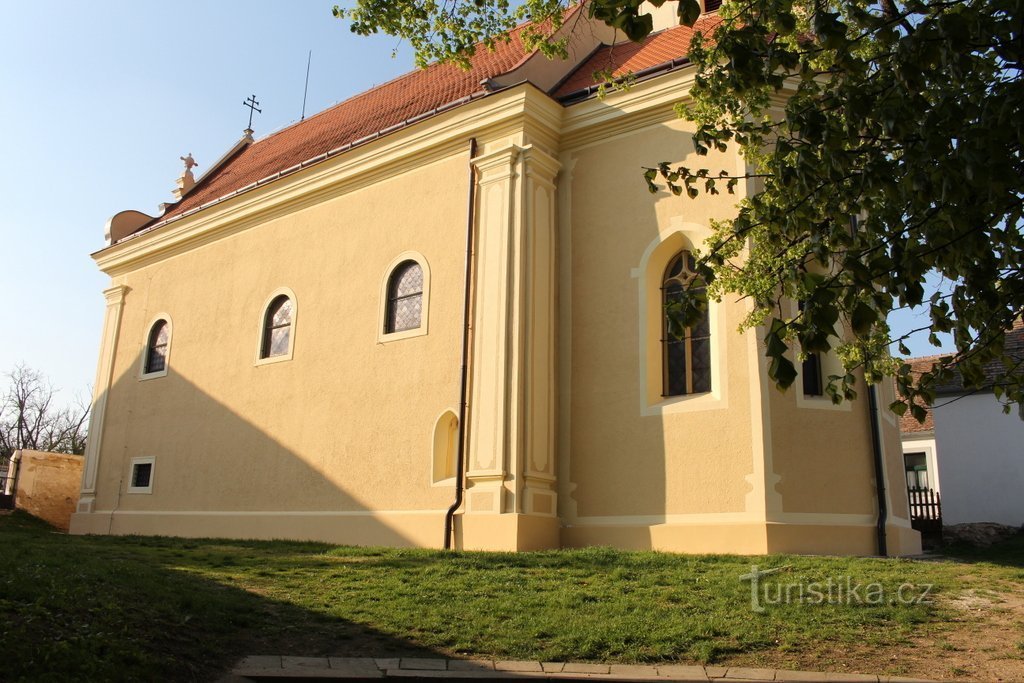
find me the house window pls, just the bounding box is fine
[143,319,170,375]
[904,452,929,489]
[662,251,711,397]
[261,295,293,359]
[128,456,155,494]
[385,261,424,334]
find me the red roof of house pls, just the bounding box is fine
[132,16,719,237]
[554,15,721,98]
[898,354,945,434]
[899,320,1024,433]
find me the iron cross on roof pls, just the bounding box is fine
[243,94,262,130]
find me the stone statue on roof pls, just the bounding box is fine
[180,153,198,174]
[174,153,198,200]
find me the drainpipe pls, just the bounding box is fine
[867,384,888,556]
[444,138,478,550]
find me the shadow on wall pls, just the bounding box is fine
[83,355,451,546]
[564,119,674,541]
[1,512,447,681]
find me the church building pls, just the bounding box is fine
[70,3,921,556]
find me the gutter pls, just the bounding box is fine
[867,383,888,556]
[444,137,478,550]
[557,56,692,104]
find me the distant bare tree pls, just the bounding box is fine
[0,365,89,460]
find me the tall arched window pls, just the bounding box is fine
[144,319,170,375]
[261,295,293,359]
[662,251,711,396]
[385,261,424,333]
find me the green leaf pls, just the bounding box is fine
[769,356,797,390]
[850,302,878,336]
[677,0,700,26]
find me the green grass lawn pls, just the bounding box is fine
[2,511,1023,682]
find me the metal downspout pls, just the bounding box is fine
[868,384,888,556]
[444,138,478,550]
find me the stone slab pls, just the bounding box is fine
[448,660,497,671]
[326,657,384,677]
[399,658,447,670]
[282,656,330,669]
[563,663,611,674]
[608,664,660,678]
[495,660,544,672]
[656,664,710,680]
[724,668,775,680]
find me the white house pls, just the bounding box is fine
[900,325,1024,527]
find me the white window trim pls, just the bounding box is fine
[633,224,729,417]
[254,287,298,366]
[127,456,156,494]
[378,251,431,343]
[789,299,852,412]
[901,437,941,493]
[139,314,172,380]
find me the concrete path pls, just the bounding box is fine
[230,656,932,681]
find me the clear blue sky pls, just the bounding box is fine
[0,2,415,405]
[0,2,949,408]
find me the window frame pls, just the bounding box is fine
[378,252,431,343]
[661,250,712,398]
[127,456,156,494]
[791,298,851,411]
[254,287,298,366]
[139,315,172,380]
[635,226,727,417]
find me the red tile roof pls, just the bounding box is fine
[898,354,945,434]
[899,320,1024,433]
[154,30,534,227]
[132,14,719,238]
[553,15,721,98]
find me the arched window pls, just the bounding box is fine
[144,319,170,375]
[261,295,293,359]
[385,261,424,333]
[662,251,711,396]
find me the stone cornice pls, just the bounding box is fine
[559,67,699,151]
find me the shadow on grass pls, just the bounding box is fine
[0,512,443,682]
[936,533,1024,569]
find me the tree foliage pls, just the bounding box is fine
[0,365,89,459]
[336,0,1024,416]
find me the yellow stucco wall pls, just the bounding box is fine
[80,152,472,546]
[70,74,920,556]
[562,117,756,522]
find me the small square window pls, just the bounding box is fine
[128,457,155,494]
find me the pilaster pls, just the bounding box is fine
[75,284,129,515]
[461,142,560,550]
